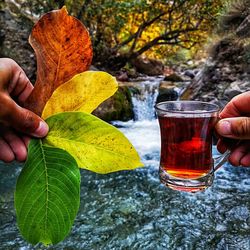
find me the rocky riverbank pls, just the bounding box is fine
[181,38,250,107]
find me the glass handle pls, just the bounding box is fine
[213,150,230,172]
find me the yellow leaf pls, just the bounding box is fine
[42,71,118,119]
[44,112,143,174]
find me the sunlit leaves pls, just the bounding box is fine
[15,6,142,246]
[44,112,143,174]
[25,7,93,115]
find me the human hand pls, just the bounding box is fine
[215,91,250,167]
[0,58,48,163]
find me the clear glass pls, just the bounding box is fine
[155,101,229,193]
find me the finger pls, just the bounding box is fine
[216,117,250,140]
[217,138,228,154]
[229,142,250,166]
[0,94,48,138]
[240,154,250,167]
[7,61,33,105]
[21,135,31,148]
[11,70,32,96]
[17,80,33,105]
[217,137,240,152]
[220,91,250,118]
[0,58,33,105]
[0,137,15,163]
[2,128,27,162]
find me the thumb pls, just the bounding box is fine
[1,97,49,138]
[216,117,250,140]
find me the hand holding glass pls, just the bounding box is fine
[155,101,229,193]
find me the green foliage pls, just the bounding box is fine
[165,49,192,66]
[10,0,223,67]
[15,139,80,245]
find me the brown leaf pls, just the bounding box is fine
[25,7,93,115]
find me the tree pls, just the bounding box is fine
[5,0,223,69]
[77,0,223,68]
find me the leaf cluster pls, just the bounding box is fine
[14,7,142,246]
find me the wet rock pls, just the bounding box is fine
[156,80,179,103]
[159,81,178,90]
[163,73,184,82]
[93,86,134,121]
[156,89,178,104]
[183,69,196,79]
[116,71,129,82]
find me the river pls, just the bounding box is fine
[0,77,250,249]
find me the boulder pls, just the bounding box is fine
[131,57,164,76]
[93,86,134,121]
[163,73,184,82]
[159,81,178,90]
[183,69,196,79]
[156,81,179,104]
[156,89,178,104]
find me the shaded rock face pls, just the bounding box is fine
[93,86,134,122]
[182,39,250,106]
[0,10,36,82]
[163,73,184,82]
[156,81,179,104]
[131,57,164,76]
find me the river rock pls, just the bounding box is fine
[156,81,179,103]
[159,81,179,90]
[183,69,196,79]
[163,73,184,82]
[131,57,164,76]
[156,89,178,104]
[93,86,134,121]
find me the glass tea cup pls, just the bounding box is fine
[155,101,229,193]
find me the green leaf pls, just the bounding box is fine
[43,112,143,174]
[15,139,81,245]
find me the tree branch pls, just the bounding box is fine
[114,11,167,51]
[129,27,199,59]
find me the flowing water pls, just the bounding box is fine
[0,77,250,250]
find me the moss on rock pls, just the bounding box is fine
[93,86,134,122]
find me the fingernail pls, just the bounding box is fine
[218,120,232,135]
[33,121,49,137]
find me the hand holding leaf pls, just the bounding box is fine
[15,7,142,246]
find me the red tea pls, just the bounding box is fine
[158,116,217,179]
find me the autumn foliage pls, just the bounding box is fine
[11,0,223,68]
[25,7,92,115]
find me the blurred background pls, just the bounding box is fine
[0,0,250,249]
